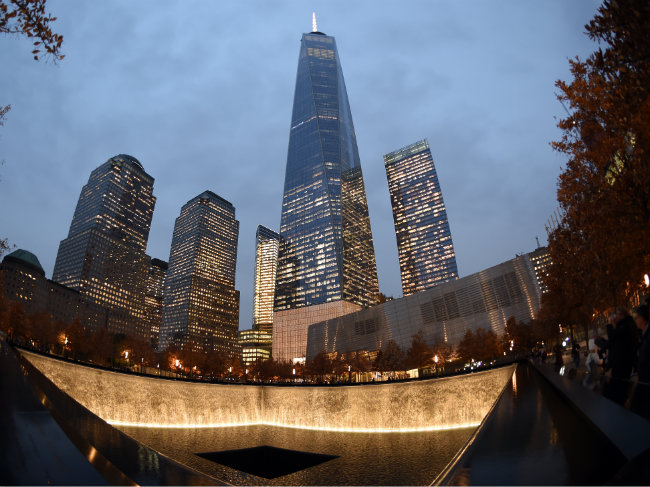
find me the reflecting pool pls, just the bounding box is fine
[118,424,474,485]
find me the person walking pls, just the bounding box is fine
[630,304,649,419]
[606,307,638,380]
[583,343,603,390]
[604,307,639,404]
[633,305,650,382]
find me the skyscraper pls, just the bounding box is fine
[252,225,280,335]
[273,21,379,362]
[144,257,167,348]
[384,139,458,295]
[52,154,156,337]
[159,191,240,355]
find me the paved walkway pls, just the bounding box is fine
[0,340,107,485]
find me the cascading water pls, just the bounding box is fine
[21,351,514,432]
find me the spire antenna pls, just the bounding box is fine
[312,12,317,32]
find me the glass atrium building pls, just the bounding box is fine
[384,139,459,295]
[275,28,379,313]
[52,154,156,338]
[159,191,240,355]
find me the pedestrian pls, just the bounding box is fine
[633,305,649,383]
[583,343,603,390]
[553,343,563,367]
[603,307,639,405]
[630,304,650,420]
[606,307,639,380]
[571,342,581,369]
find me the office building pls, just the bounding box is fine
[52,154,156,338]
[384,139,458,295]
[273,20,379,362]
[252,225,280,336]
[239,328,273,366]
[159,191,240,355]
[1,249,109,330]
[528,246,551,294]
[144,257,167,347]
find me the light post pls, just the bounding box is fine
[348,364,351,383]
[434,354,439,375]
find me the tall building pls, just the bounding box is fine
[275,24,379,312]
[528,246,551,294]
[144,257,167,348]
[273,21,379,362]
[52,154,156,338]
[384,139,458,296]
[159,191,240,355]
[252,225,280,335]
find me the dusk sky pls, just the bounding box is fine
[0,0,600,329]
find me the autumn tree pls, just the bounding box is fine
[456,327,503,364]
[1,0,64,61]
[307,352,332,381]
[404,330,432,370]
[504,316,535,354]
[203,348,228,379]
[374,339,405,373]
[547,0,649,325]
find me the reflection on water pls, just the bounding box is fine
[118,424,474,486]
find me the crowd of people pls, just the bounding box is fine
[574,303,649,419]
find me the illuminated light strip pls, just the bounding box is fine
[107,419,480,433]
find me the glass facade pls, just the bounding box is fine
[252,225,280,336]
[529,246,551,294]
[52,154,156,338]
[275,30,379,312]
[239,328,272,366]
[144,257,167,347]
[159,191,240,355]
[384,140,459,296]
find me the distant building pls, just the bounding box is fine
[239,328,273,366]
[306,250,544,361]
[1,249,108,329]
[144,257,167,348]
[273,24,379,363]
[159,191,240,355]
[252,225,280,336]
[52,154,156,338]
[384,139,458,296]
[528,246,551,294]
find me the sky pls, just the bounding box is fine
[0,0,601,330]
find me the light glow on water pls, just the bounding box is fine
[108,419,481,433]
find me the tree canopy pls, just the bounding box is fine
[1,0,64,61]
[546,0,649,324]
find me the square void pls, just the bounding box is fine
[196,445,338,479]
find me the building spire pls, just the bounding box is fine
[312,12,317,32]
